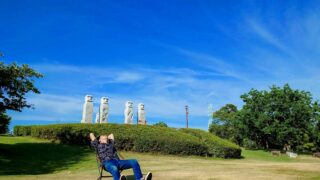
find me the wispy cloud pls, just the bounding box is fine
[7,4,320,130]
[9,62,249,129]
[247,19,294,57]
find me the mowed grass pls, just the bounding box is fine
[1,136,320,180]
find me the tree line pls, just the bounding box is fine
[209,84,320,153]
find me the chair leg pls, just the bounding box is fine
[98,166,103,180]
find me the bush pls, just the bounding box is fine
[13,124,242,158]
[180,128,242,158]
[243,138,260,150]
[153,121,168,128]
[13,125,32,136]
[296,142,317,153]
[15,124,208,156]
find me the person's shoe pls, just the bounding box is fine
[144,172,152,180]
[120,175,127,180]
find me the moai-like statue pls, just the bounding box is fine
[99,97,109,123]
[95,112,100,123]
[81,95,93,123]
[124,101,133,124]
[138,103,146,125]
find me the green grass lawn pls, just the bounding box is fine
[1,135,320,180]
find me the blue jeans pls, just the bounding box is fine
[103,159,143,180]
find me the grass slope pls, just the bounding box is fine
[14,124,240,158]
[1,136,320,180]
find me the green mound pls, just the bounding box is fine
[14,123,241,158]
[180,128,241,158]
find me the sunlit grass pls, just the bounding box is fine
[1,136,320,180]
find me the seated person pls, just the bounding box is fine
[90,133,152,180]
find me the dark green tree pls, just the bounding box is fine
[153,121,168,128]
[237,84,320,150]
[209,104,241,143]
[0,54,43,133]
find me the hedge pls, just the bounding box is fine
[14,124,241,158]
[180,128,242,158]
[14,124,207,156]
[14,126,32,136]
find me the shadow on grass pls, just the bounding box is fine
[0,141,91,175]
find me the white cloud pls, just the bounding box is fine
[248,20,288,51]
[9,12,320,128]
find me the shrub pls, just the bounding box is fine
[15,124,208,156]
[14,124,242,158]
[14,125,32,136]
[180,128,241,158]
[153,121,168,128]
[243,138,260,150]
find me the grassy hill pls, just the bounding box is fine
[14,123,241,158]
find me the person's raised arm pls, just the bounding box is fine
[108,133,114,141]
[90,133,98,150]
[90,133,96,141]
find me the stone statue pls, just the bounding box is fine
[81,95,93,123]
[99,97,109,123]
[95,112,100,123]
[124,101,133,124]
[138,103,146,125]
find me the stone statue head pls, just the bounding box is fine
[125,101,133,108]
[100,97,109,104]
[138,103,145,110]
[85,95,93,102]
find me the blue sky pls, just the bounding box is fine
[1,0,320,130]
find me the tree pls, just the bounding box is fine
[209,104,241,143]
[237,84,320,150]
[153,121,168,127]
[0,55,43,133]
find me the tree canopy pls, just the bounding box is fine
[209,104,239,142]
[237,84,320,151]
[0,62,43,112]
[153,121,168,127]
[0,56,43,133]
[209,84,320,152]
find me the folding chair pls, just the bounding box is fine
[91,136,124,180]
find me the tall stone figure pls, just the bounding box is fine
[124,101,134,124]
[138,103,146,125]
[99,97,109,123]
[81,95,94,123]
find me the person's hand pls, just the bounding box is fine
[108,133,114,140]
[89,133,96,141]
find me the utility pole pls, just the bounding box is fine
[185,105,189,128]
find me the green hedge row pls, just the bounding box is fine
[14,124,207,156]
[14,126,32,136]
[180,128,242,158]
[14,124,241,158]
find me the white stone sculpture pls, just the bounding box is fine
[124,101,134,124]
[81,95,94,123]
[138,103,146,125]
[95,112,100,123]
[99,97,109,123]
